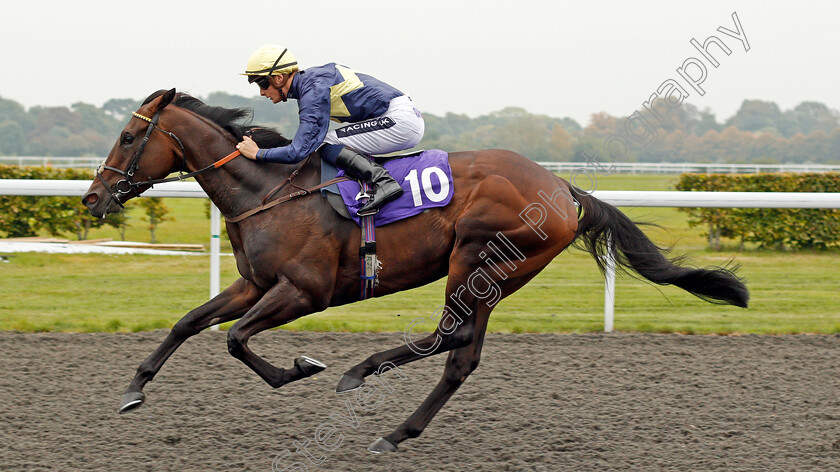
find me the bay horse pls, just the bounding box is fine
[82,89,748,453]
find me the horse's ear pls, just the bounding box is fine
[157,88,177,111]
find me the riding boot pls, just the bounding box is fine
[335,147,403,216]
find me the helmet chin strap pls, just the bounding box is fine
[276,73,292,102]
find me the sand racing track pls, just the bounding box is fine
[1,330,838,471]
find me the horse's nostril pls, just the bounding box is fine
[83,193,99,206]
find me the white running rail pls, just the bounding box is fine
[2,179,840,332]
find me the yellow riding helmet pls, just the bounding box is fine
[242,45,299,83]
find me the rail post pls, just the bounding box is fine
[603,239,616,332]
[209,203,221,331]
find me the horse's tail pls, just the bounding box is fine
[569,186,749,308]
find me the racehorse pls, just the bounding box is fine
[82,89,749,453]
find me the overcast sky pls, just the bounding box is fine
[1,0,837,126]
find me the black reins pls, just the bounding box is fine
[96,108,347,222]
[91,108,263,211]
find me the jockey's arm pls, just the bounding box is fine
[255,83,331,164]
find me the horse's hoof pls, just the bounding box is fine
[335,374,365,393]
[295,356,327,377]
[118,391,146,414]
[367,437,399,454]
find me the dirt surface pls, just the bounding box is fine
[1,330,838,471]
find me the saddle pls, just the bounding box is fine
[320,149,453,227]
[320,150,425,220]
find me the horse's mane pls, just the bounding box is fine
[141,90,292,148]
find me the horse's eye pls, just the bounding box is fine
[121,133,134,145]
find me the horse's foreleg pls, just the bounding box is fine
[226,280,326,388]
[120,277,263,413]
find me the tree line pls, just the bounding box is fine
[1,92,838,164]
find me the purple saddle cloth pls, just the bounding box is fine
[335,149,453,226]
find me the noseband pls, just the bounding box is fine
[95,110,186,208]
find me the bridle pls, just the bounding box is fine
[95,109,239,209]
[95,110,185,208]
[94,107,348,222]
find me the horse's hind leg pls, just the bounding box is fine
[226,279,327,388]
[335,263,484,393]
[366,267,547,452]
[337,201,562,392]
[368,303,492,453]
[120,277,263,413]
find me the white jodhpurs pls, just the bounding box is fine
[324,95,425,156]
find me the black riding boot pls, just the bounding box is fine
[335,148,403,216]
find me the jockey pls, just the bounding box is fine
[237,44,425,216]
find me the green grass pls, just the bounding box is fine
[2,173,839,334]
[84,198,232,249]
[0,253,239,332]
[2,249,838,335]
